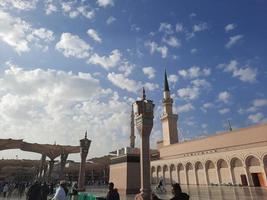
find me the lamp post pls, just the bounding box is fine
[60,151,68,179]
[133,88,154,200]
[78,131,91,191]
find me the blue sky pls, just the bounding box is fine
[0,0,267,160]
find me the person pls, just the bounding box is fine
[3,183,9,197]
[52,181,68,200]
[40,182,49,200]
[170,183,189,200]
[151,192,161,200]
[156,179,166,193]
[18,183,26,199]
[106,182,120,200]
[70,183,78,200]
[26,181,41,200]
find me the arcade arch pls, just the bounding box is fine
[230,157,247,186]
[151,166,156,184]
[186,162,196,185]
[163,165,170,184]
[157,166,163,184]
[195,161,206,185]
[177,163,186,184]
[217,159,231,184]
[245,155,265,187]
[205,160,218,184]
[170,164,177,184]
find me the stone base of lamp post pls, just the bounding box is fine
[134,191,151,200]
[109,154,140,194]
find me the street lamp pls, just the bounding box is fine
[78,131,91,191]
[133,88,154,200]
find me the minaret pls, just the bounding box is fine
[130,104,136,148]
[161,69,179,146]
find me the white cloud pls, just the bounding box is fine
[88,49,121,70]
[118,61,135,77]
[96,0,114,7]
[201,124,208,129]
[144,82,159,91]
[61,2,95,19]
[0,65,133,159]
[107,72,139,93]
[145,41,168,58]
[203,103,214,109]
[218,91,231,103]
[225,23,236,32]
[87,28,102,43]
[178,66,211,79]
[193,22,208,32]
[163,36,181,48]
[175,23,184,32]
[219,108,230,114]
[0,0,38,10]
[44,0,57,15]
[177,103,194,113]
[56,33,91,58]
[159,22,173,34]
[168,74,178,83]
[130,24,140,32]
[28,28,54,42]
[248,112,264,123]
[190,13,197,18]
[191,79,211,88]
[253,99,267,107]
[225,34,243,48]
[190,48,197,54]
[220,60,257,83]
[177,71,211,101]
[177,87,199,100]
[106,16,116,25]
[201,102,214,113]
[0,10,54,53]
[247,99,267,113]
[143,67,156,79]
[107,72,158,93]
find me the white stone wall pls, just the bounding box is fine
[151,145,267,187]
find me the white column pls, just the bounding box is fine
[169,166,173,184]
[195,168,199,185]
[185,168,189,185]
[204,168,209,185]
[261,164,267,186]
[244,166,253,186]
[177,168,180,184]
[228,166,234,185]
[215,166,220,184]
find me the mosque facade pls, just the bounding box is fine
[150,72,267,187]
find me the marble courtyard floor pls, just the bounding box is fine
[0,185,267,200]
[86,185,267,200]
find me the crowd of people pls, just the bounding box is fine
[0,182,28,198]
[0,180,189,200]
[0,181,66,200]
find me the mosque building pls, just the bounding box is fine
[150,71,267,187]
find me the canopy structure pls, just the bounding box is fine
[20,142,80,160]
[0,138,81,181]
[0,139,24,151]
[0,139,80,160]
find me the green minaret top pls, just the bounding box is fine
[164,69,170,92]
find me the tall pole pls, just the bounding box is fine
[48,159,54,182]
[78,131,91,191]
[130,104,136,148]
[133,88,154,200]
[39,154,46,180]
[60,152,68,179]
